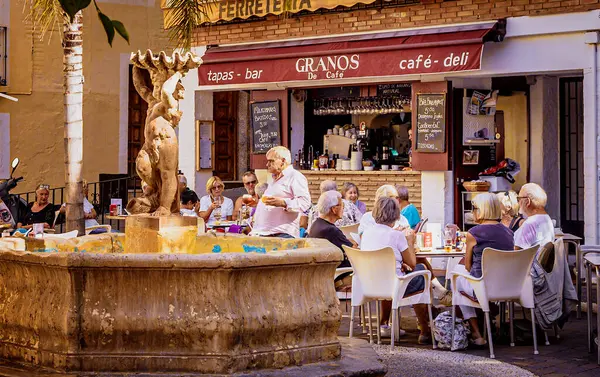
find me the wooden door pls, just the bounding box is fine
[128,65,148,183]
[213,91,238,181]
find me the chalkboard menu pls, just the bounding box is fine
[377,83,411,97]
[251,101,281,153]
[415,93,446,153]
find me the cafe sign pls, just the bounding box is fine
[199,44,484,85]
[162,0,378,24]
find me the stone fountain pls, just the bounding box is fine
[0,233,344,375]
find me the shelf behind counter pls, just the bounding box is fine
[300,169,422,213]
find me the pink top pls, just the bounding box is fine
[251,165,311,238]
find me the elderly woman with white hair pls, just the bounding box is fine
[358,184,409,236]
[308,191,355,267]
[514,183,554,250]
[361,196,433,344]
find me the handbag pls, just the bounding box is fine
[433,311,470,351]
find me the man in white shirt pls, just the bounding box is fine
[514,183,555,251]
[251,146,311,238]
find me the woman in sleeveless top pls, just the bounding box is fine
[456,193,514,345]
[497,191,525,231]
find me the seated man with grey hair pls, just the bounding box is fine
[306,180,362,231]
[308,191,355,267]
[514,183,554,251]
[395,184,421,229]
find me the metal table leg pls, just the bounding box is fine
[576,242,582,319]
[596,266,600,365]
[587,260,593,353]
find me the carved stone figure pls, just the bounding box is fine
[126,50,201,216]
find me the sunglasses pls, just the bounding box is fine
[244,180,257,186]
[516,196,529,201]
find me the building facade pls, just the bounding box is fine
[169,0,600,244]
[0,0,170,192]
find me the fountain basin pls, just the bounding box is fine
[0,236,342,374]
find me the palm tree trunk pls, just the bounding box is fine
[63,11,85,235]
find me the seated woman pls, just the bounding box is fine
[361,196,432,344]
[342,182,367,214]
[308,191,356,267]
[180,189,199,217]
[358,185,409,236]
[496,190,525,232]
[199,176,233,226]
[20,184,62,229]
[454,192,514,345]
[395,184,421,229]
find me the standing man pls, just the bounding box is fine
[251,146,311,238]
[233,171,259,221]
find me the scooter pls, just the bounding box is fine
[0,158,28,230]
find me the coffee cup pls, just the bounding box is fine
[391,165,400,171]
[381,165,389,171]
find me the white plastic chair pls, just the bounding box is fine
[450,246,539,359]
[339,224,359,241]
[343,245,436,349]
[445,256,463,289]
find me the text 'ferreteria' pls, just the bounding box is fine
[218,0,312,20]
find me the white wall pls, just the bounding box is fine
[421,171,454,227]
[583,39,600,244]
[0,113,8,178]
[290,95,305,158]
[193,90,213,196]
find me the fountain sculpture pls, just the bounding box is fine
[126,50,200,216]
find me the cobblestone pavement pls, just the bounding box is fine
[338,300,599,377]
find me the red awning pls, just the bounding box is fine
[199,21,504,86]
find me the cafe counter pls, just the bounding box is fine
[302,170,422,212]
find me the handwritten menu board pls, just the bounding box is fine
[251,101,281,153]
[415,93,446,153]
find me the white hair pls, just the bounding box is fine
[375,184,398,202]
[317,191,342,216]
[320,180,337,193]
[521,183,547,208]
[267,146,292,164]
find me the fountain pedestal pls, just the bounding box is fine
[125,215,198,253]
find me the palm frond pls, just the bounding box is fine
[166,0,213,52]
[26,0,68,41]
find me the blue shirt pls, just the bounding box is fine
[401,203,421,229]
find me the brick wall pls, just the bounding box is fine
[303,171,422,212]
[194,0,600,45]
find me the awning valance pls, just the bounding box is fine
[198,21,505,86]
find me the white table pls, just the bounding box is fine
[584,253,600,364]
[416,248,465,258]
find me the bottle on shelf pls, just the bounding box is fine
[298,148,304,170]
[308,145,314,170]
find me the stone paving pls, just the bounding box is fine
[338,300,599,377]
